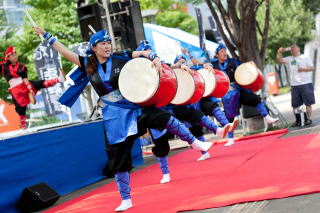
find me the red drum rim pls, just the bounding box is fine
[119,58,159,104]
[234,62,261,86]
[210,69,230,98]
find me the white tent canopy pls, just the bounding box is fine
[143,23,219,64]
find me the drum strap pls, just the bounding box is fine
[101,95,140,109]
[190,64,203,70]
[101,100,139,109]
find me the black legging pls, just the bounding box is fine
[106,107,172,174]
[200,98,219,116]
[150,106,205,158]
[238,89,261,107]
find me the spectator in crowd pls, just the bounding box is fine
[276,44,315,126]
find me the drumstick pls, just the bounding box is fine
[24,9,44,41]
[88,25,96,33]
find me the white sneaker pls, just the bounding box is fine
[264,115,279,125]
[115,199,132,212]
[224,138,234,147]
[190,139,213,151]
[229,117,239,132]
[58,69,66,82]
[216,124,231,138]
[197,152,211,161]
[160,174,171,184]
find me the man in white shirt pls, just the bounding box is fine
[276,44,315,126]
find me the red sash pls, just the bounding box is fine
[8,63,23,78]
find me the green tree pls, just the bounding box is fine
[195,0,271,69]
[0,9,18,102]
[303,0,320,15]
[188,0,314,69]
[139,0,198,34]
[0,0,82,100]
[257,0,314,63]
[17,0,82,76]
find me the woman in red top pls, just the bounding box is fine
[0,46,65,129]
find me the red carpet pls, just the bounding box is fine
[45,130,320,213]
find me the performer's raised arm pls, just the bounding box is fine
[182,48,203,65]
[33,27,80,67]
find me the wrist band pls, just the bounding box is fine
[179,62,185,68]
[148,52,158,61]
[48,37,57,45]
[43,32,56,45]
[43,32,52,40]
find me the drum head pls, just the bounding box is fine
[234,62,260,86]
[171,69,195,105]
[119,58,159,103]
[197,69,216,97]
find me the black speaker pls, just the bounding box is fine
[17,182,60,212]
[76,1,145,49]
[77,3,104,41]
[111,0,145,50]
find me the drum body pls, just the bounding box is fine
[119,58,177,107]
[234,62,264,92]
[171,69,205,105]
[197,68,229,98]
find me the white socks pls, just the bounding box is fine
[197,152,211,161]
[264,115,279,125]
[160,174,171,184]
[216,124,231,138]
[190,139,213,151]
[224,138,234,147]
[115,199,132,212]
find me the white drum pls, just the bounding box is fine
[234,62,264,92]
[118,58,177,107]
[197,68,216,97]
[171,69,195,105]
[170,69,205,105]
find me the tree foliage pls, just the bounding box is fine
[19,0,82,75]
[139,0,198,34]
[257,0,314,63]
[303,0,320,15]
[0,9,19,101]
[197,0,270,69]
[0,0,82,100]
[187,0,314,69]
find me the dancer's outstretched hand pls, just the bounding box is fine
[203,63,215,74]
[33,27,45,36]
[181,64,192,73]
[151,57,162,73]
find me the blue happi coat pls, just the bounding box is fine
[59,52,142,145]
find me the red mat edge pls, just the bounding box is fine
[143,129,288,155]
[215,128,288,144]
